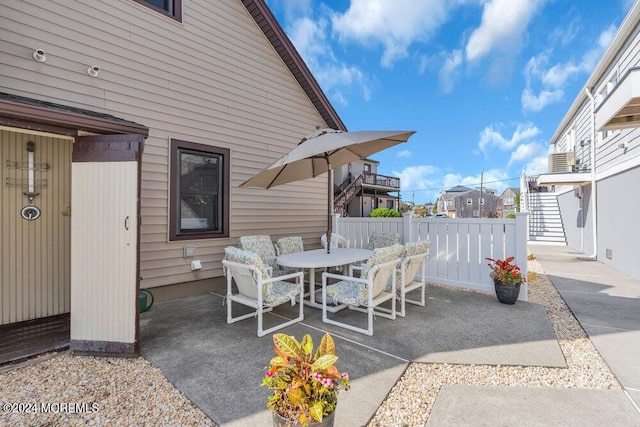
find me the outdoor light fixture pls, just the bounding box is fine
[87,65,100,77]
[32,49,47,62]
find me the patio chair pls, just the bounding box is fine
[238,235,285,276]
[321,233,349,249]
[367,232,400,249]
[223,246,304,337]
[321,244,403,336]
[390,240,431,317]
[275,236,304,275]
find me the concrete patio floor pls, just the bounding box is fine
[140,276,567,426]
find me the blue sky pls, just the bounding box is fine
[266,0,634,204]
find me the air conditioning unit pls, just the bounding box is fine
[548,151,576,173]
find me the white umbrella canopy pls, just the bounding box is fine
[240,128,416,252]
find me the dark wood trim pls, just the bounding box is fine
[241,0,346,131]
[0,117,79,136]
[169,139,230,240]
[0,95,149,137]
[73,134,145,162]
[70,339,137,357]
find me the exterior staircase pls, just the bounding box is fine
[527,192,567,244]
[334,174,363,216]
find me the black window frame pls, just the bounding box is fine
[169,139,230,241]
[133,0,182,22]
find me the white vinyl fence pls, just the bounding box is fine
[334,213,529,301]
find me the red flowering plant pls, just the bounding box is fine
[486,256,526,286]
[261,332,350,426]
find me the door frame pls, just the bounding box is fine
[0,94,148,356]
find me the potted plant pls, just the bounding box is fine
[261,332,350,427]
[486,256,526,304]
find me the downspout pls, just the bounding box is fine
[580,88,598,260]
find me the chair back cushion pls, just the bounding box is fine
[363,244,403,297]
[239,235,277,268]
[276,236,304,255]
[367,232,400,250]
[224,246,270,300]
[400,241,431,286]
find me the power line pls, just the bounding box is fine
[402,176,520,194]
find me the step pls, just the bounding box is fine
[528,235,566,242]
[529,230,565,237]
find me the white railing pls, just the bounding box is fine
[334,213,529,300]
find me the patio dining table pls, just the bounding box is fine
[276,248,372,312]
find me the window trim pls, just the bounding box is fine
[132,0,183,22]
[169,139,230,240]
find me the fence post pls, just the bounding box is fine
[403,212,413,244]
[516,212,529,301]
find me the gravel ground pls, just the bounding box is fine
[0,258,620,427]
[368,258,621,426]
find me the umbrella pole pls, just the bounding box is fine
[327,159,332,254]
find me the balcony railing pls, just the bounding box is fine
[361,172,400,189]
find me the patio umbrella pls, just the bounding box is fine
[240,127,416,253]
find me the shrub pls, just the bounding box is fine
[370,208,400,218]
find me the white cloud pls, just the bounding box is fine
[521,87,564,112]
[524,155,548,176]
[521,25,617,112]
[465,0,543,62]
[331,0,455,68]
[284,11,372,106]
[508,142,544,167]
[439,50,463,93]
[478,123,540,153]
[397,149,412,158]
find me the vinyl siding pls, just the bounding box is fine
[550,11,640,280]
[0,131,72,324]
[1,0,330,288]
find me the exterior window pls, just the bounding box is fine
[467,198,473,205]
[133,0,182,21]
[364,164,372,173]
[170,140,229,240]
[480,198,485,205]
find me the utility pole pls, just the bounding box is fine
[479,169,484,218]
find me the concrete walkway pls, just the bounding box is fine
[140,244,640,426]
[428,244,640,426]
[534,244,640,410]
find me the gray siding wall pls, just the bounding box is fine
[549,15,640,280]
[2,0,330,288]
[597,166,640,279]
[558,186,593,255]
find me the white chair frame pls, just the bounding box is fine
[321,257,401,336]
[321,233,350,249]
[397,252,429,317]
[222,259,304,337]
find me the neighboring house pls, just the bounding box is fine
[498,187,520,217]
[0,0,345,357]
[534,1,640,280]
[438,186,499,218]
[333,158,401,217]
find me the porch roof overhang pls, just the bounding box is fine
[537,172,591,186]
[0,92,149,136]
[596,67,640,132]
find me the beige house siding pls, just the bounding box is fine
[0,130,72,325]
[2,0,330,290]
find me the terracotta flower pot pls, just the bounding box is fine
[272,409,336,427]
[493,278,521,304]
